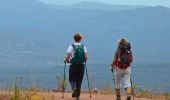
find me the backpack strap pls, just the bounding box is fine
[72,44,75,51]
[126,48,128,54]
[81,44,84,50]
[117,47,121,59]
[115,48,120,66]
[72,44,84,50]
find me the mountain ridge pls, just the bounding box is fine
[0,0,170,67]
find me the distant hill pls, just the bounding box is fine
[71,6,170,63]
[0,0,109,30]
[0,0,170,68]
[49,1,138,11]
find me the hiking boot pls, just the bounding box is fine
[72,88,78,98]
[126,96,131,100]
[75,97,80,100]
[126,93,131,100]
[116,97,121,100]
[116,95,121,100]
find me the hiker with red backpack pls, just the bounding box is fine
[64,32,88,100]
[111,38,133,100]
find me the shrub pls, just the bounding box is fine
[56,75,67,92]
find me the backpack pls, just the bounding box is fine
[70,44,85,64]
[116,43,132,68]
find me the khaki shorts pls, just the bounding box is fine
[113,67,131,89]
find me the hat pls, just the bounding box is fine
[118,38,128,44]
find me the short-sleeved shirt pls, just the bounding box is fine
[67,43,87,56]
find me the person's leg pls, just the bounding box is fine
[126,87,131,94]
[70,82,76,90]
[75,64,85,98]
[115,89,121,100]
[126,87,132,100]
[114,67,122,100]
[69,64,76,89]
[69,64,77,98]
[122,67,132,100]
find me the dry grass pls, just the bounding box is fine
[0,75,169,100]
[0,90,170,100]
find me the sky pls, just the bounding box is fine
[39,0,170,7]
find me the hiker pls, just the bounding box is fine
[111,38,133,100]
[64,32,88,100]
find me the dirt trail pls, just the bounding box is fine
[0,91,165,100]
[51,93,150,100]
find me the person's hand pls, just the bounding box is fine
[111,67,113,72]
[111,64,115,68]
[64,57,67,63]
[110,64,115,73]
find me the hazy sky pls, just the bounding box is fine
[39,0,170,7]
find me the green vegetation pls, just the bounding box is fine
[11,81,20,100]
[0,77,169,100]
[162,91,170,97]
[56,74,67,92]
[138,88,149,97]
[98,84,113,95]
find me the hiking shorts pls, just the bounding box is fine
[113,67,131,89]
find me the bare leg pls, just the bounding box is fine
[126,87,132,100]
[115,89,121,100]
[126,87,131,94]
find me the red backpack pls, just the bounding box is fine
[116,43,132,69]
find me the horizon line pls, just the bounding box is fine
[38,0,170,8]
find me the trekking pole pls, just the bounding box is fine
[130,76,135,100]
[111,66,117,96]
[62,62,66,99]
[85,62,92,98]
[112,67,116,90]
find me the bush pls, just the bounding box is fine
[56,75,67,92]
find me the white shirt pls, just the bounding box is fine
[67,43,87,55]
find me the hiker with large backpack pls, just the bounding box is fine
[111,38,133,100]
[64,32,88,100]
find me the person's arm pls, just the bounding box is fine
[111,52,117,68]
[84,46,88,61]
[130,52,133,63]
[110,52,117,72]
[64,53,71,63]
[64,45,72,63]
[84,52,88,61]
